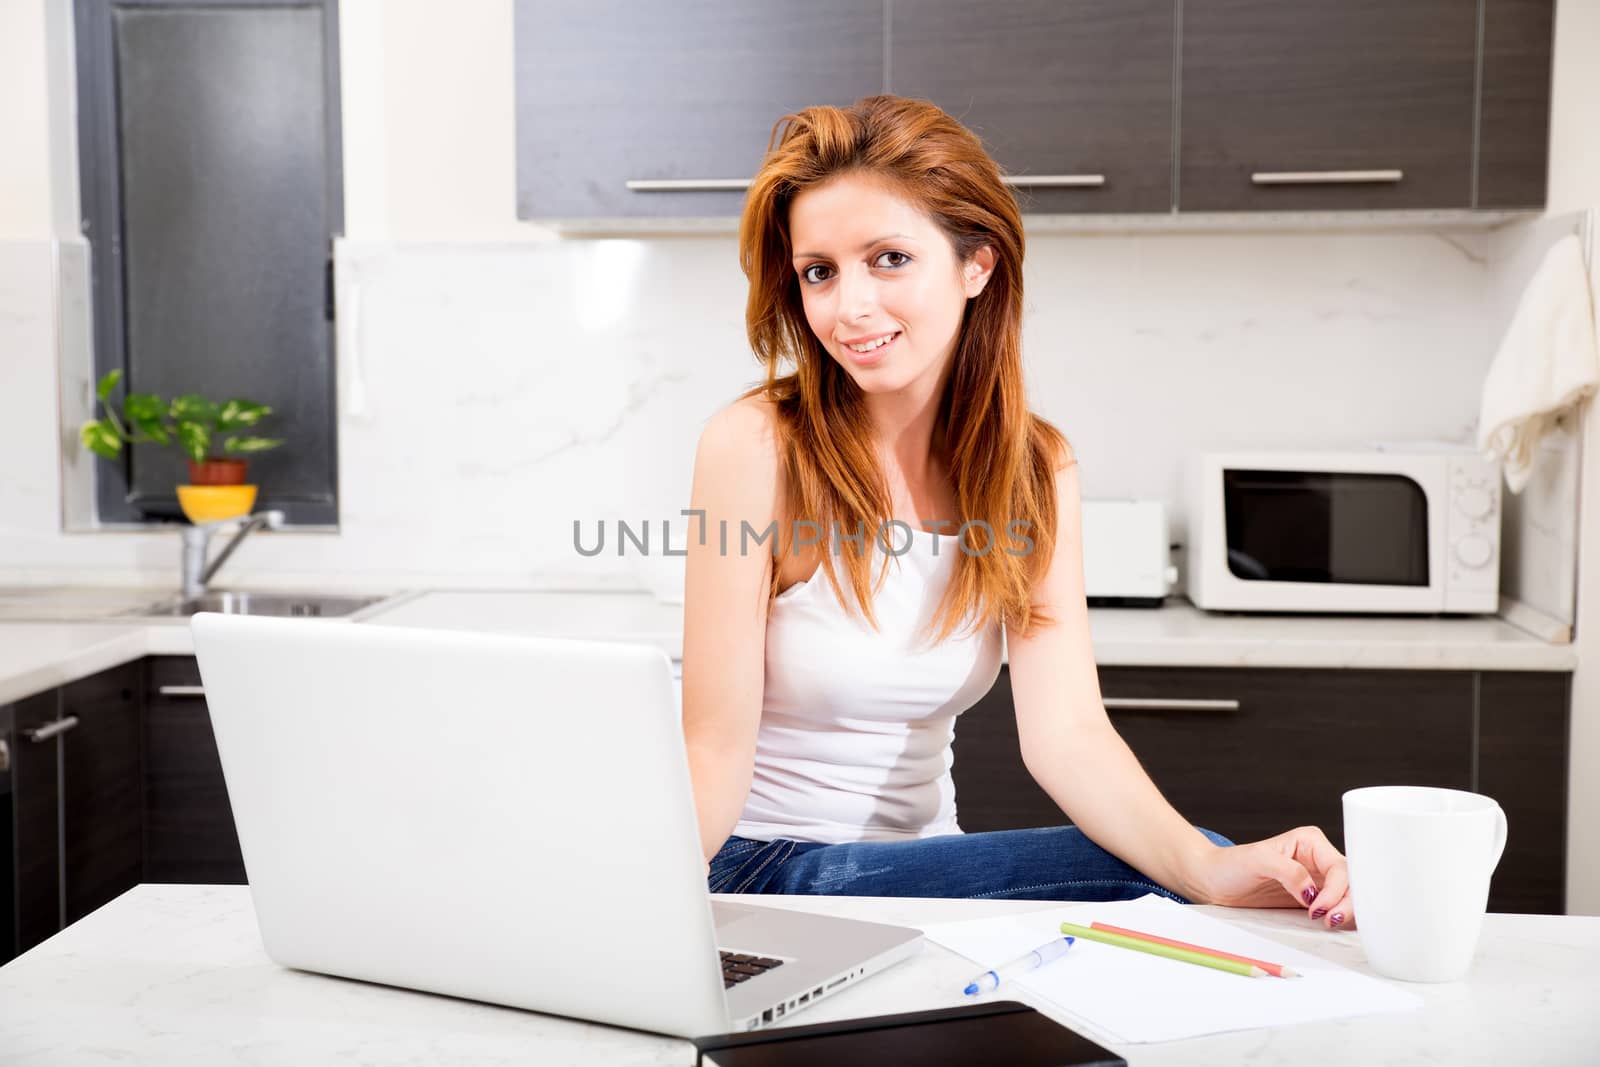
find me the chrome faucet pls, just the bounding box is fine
[180,510,286,599]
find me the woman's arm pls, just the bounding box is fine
[1004,452,1354,925]
[680,399,782,865]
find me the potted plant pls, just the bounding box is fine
[80,370,285,521]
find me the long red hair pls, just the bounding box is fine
[736,94,1071,644]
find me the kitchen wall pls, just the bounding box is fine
[2,0,1504,592]
[0,0,1595,909]
[1544,0,1600,918]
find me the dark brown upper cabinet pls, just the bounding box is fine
[891,0,1176,214]
[513,0,1554,221]
[1179,0,1481,211]
[515,0,885,220]
[1477,0,1557,208]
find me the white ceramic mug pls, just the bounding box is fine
[1342,786,1508,983]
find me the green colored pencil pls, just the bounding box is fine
[1059,921,1268,978]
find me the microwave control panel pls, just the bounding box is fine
[1444,456,1502,612]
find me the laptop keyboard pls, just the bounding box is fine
[720,951,785,988]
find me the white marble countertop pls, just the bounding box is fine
[0,885,1594,1066]
[0,588,1573,708]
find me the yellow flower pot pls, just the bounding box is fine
[176,484,258,524]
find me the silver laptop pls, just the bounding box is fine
[189,612,921,1038]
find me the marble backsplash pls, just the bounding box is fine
[0,225,1516,592]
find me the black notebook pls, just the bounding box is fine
[692,1001,1126,1067]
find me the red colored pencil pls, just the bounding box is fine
[1089,922,1300,978]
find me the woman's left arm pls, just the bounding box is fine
[1002,453,1355,928]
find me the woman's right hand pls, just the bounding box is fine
[1190,825,1356,929]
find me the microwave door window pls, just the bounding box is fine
[1223,470,1429,586]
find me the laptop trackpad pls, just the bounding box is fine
[711,900,778,949]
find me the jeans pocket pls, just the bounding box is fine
[708,838,766,893]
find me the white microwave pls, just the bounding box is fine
[1188,448,1501,614]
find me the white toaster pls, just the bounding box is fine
[1080,499,1176,607]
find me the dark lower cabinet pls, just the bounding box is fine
[143,656,247,885]
[1477,671,1571,913]
[62,665,144,926]
[3,662,143,962]
[1,653,1575,966]
[9,689,61,957]
[952,666,1569,914]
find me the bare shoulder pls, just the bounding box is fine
[703,394,781,450]
[698,396,783,481]
[693,395,786,526]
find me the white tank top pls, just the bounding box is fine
[732,530,1004,844]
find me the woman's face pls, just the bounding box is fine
[788,173,994,396]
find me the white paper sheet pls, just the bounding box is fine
[921,894,1422,1044]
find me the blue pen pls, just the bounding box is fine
[962,935,1076,995]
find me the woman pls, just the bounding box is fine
[681,95,1353,928]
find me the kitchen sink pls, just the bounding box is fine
[127,591,391,618]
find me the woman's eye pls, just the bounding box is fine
[800,252,908,285]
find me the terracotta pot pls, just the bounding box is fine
[187,457,249,486]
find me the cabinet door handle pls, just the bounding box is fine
[25,716,81,743]
[1002,174,1106,188]
[157,685,208,698]
[1103,697,1241,712]
[625,178,753,192]
[1250,169,1403,185]
[0,737,9,771]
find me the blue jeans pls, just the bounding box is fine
[708,826,1234,902]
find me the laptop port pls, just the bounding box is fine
[813,986,824,998]
[775,1004,785,1018]
[799,993,810,1004]
[762,1009,773,1023]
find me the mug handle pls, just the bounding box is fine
[1488,803,1509,873]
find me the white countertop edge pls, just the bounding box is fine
[1088,641,1578,672]
[115,628,1590,672]
[1,884,1595,1066]
[0,594,1577,709]
[0,628,150,708]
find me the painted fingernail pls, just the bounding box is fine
[1311,908,1327,920]
[1302,886,1318,905]
[1330,913,1345,927]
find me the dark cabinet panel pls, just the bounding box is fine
[0,705,12,963]
[952,665,1567,913]
[1478,671,1568,914]
[11,691,60,957]
[955,667,1473,846]
[891,0,1175,214]
[62,663,143,925]
[1476,0,1557,208]
[1099,668,1474,848]
[512,1,1554,220]
[951,674,1062,832]
[144,657,247,885]
[516,0,885,219]
[1179,0,1479,210]
[5,662,144,961]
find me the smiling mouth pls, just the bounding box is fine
[841,331,901,363]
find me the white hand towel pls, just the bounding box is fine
[1477,233,1600,493]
